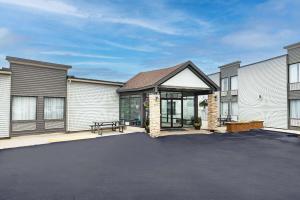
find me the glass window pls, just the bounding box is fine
[12,96,36,120]
[221,102,229,117]
[230,76,238,90]
[120,97,130,120]
[290,100,300,119]
[130,97,141,121]
[231,102,238,121]
[183,96,194,126]
[120,95,142,124]
[221,78,229,91]
[290,64,298,83]
[44,97,64,120]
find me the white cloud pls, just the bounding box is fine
[221,29,295,49]
[0,0,86,17]
[40,51,121,59]
[0,27,17,47]
[102,40,157,52]
[0,0,212,36]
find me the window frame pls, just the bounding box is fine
[290,99,300,119]
[12,96,37,121]
[221,78,229,92]
[230,76,238,91]
[221,102,229,117]
[44,97,65,120]
[289,63,300,83]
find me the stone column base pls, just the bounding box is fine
[149,93,161,137]
[208,93,218,131]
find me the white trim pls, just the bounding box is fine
[0,71,11,75]
[68,78,123,86]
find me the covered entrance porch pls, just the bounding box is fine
[117,61,219,137]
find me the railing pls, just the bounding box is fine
[290,118,300,127]
[221,91,228,97]
[230,90,238,96]
[290,82,300,91]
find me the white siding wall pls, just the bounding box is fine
[0,74,11,138]
[238,56,288,129]
[67,80,120,132]
[199,72,220,122]
[162,68,210,88]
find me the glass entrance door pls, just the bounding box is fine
[161,99,182,128]
[172,99,182,127]
[161,99,172,127]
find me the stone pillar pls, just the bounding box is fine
[208,93,218,131]
[149,93,161,137]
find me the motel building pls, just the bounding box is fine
[0,41,300,139]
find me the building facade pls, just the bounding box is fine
[0,41,300,138]
[207,42,300,130]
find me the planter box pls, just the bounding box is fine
[250,121,264,129]
[226,121,264,133]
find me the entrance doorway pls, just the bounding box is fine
[161,99,182,128]
[160,92,196,129]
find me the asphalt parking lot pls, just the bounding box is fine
[0,130,300,200]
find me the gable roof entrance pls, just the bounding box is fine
[118,61,219,93]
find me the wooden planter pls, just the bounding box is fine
[250,121,264,129]
[226,121,264,133]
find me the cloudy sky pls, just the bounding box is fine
[0,0,299,81]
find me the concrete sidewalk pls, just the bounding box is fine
[0,126,145,150]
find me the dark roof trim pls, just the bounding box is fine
[6,56,72,70]
[218,61,241,69]
[67,76,124,86]
[284,41,300,50]
[240,54,287,68]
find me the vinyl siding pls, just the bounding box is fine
[238,55,288,129]
[0,74,11,138]
[288,47,300,64]
[67,81,120,132]
[11,63,67,97]
[10,63,67,134]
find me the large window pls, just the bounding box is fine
[231,102,238,121]
[44,97,64,120]
[12,96,37,121]
[290,64,300,83]
[221,78,229,91]
[120,95,142,124]
[230,76,238,91]
[221,102,229,117]
[290,100,300,119]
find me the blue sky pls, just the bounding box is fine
[0,0,299,81]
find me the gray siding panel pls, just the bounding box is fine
[289,90,300,99]
[11,63,67,97]
[10,63,67,134]
[288,47,300,64]
[238,56,288,129]
[220,64,239,78]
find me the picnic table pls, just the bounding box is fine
[90,121,125,135]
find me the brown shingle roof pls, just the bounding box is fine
[120,61,188,91]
